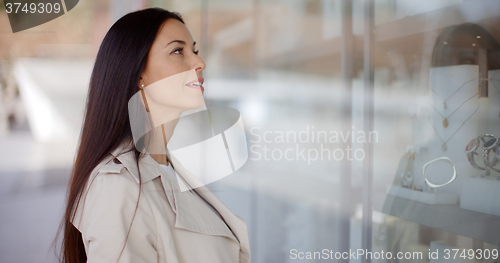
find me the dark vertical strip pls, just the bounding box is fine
[362,0,374,262]
[478,48,488,97]
[339,0,353,261]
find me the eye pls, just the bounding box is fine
[172,47,183,55]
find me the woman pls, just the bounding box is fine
[57,8,251,263]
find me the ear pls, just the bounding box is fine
[139,77,145,90]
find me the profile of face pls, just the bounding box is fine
[139,18,206,123]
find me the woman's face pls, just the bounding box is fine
[140,18,206,111]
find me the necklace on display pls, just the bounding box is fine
[429,92,479,128]
[427,106,479,152]
[430,77,478,109]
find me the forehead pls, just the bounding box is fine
[154,18,193,46]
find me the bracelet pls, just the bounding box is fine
[487,146,500,173]
[465,134,500,175]
[482,136,499,167]
[422,157,457,189]
[465,137,485,170]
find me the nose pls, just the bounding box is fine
[192,52,206,74]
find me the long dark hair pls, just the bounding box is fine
[52,8,185,263]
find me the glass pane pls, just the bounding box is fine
[2,0,499,261]
[375,0,500,262]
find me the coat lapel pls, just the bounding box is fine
[110,142,177,215]
[109,142,245,248]
[168,151,251,263]
[163,161,240,244]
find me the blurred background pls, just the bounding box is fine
[1,0,500,262]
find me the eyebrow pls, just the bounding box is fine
[165,40,197,48]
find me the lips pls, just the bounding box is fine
[186,77,204,86]
[186,77,205,92]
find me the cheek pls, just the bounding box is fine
[144,69,200,108]
[147,84,183,105]
[180,88,206,109]
[146,72,184,100]
[146,56,179,83]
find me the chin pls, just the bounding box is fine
[187,98,206,110]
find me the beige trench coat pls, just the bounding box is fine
[71,141,251,263]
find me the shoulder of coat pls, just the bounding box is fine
[97,156,126,175]
[72,155,125,229]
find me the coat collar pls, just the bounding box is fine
[169,153,251,263]
[109,141,161,184]
[109,141,251,263]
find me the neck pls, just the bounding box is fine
[147,107,183,166]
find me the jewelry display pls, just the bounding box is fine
[465,137,485,170]
[459,68,500,216]
[400,151,414,188]
[427,106,479,152]
[482,136,499,176]
[478,134,498,144]
[389,67,500,209]
[406,184,424,191]
[478,134,500,168]
[492,147,500,174]
[430,77,478,109]
[397,150,424,191]
[400,171,413,187]
[422,157,457,190]
[429,92,479,128]
[388,149,458,204]
[496,146,500,166]
[485,146,500,174]
[465,134,500,176]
